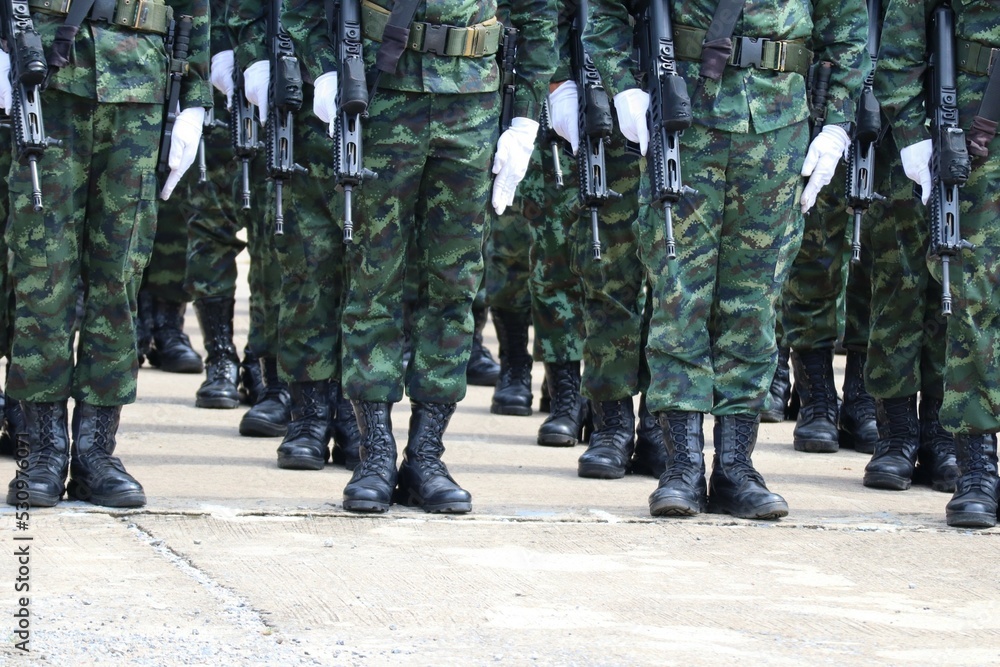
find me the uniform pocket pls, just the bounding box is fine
[125,171,159,279]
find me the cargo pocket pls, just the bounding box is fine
[6,176,51,269]
[125,171,159,280]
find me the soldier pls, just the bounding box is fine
[281,0,558,514]
[228,0,361,470]
[587,0,866,518]
[2,0,211,507]
[874,0,1000,528]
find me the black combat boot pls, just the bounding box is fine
[5,401,70,507]
[395,401,471,513]
[276,381,330,469]
[0,389,8,457]
[239,347,265,406]
[193,296,241,409]
[467,304,500,386]
[578,397,635,479]
[490,308,533,416]
[135,289,154,366]
[239,357,291,438]
[631,395,667,477]
[707,414,788,519]
[791,348,840,452]
[0,394,25,459]
[838,350,879,453]
[914,396,960,493]
[343,401,397,513]
[863,395,920,490]
[329,382,362,471]
[761,347,793,423]
[945,434,998,528]
[146,297,204,373]
[537,361,586,447]
[66,403,145,507]
[649,411,705,516]
[539,374,551,413]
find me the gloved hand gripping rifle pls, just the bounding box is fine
[267,0,307,235]
[638,0,694,260]
[928,4,972,316]
[333,0,377,243]
[573,0,620,261]
[158,15,193,178]
[1,0,59,211]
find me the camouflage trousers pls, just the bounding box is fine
[342,90,497,403]
[864,131,945,402]
[927,136,1000,434]
[0,127,11,359]
[183,102,280,359]
[641,121,806,415]
[6,92,161,405]
[269,88,347,383]
[781,159,872,351]
[571,134,647,401]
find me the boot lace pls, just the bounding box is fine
[729,419,766,486]
[409,404,453,477]
[549,367,581,419]
[356,405,395,476]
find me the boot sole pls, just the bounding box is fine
[707,500,788,520]
[793,438,839,453]
[491,404,532,417]
[343,499,390,513]
[239,417,288,438]
[838,429,877,454]
[946,511,997,528]
[537,433,578,447]
[649,498,701,517]
[69,490,146,508]
[394,490,471,514]
[862,472,912,491]
[760,409,785,424]
[196,396,240,409]
[578,463,626,479]
[6,490,62,507]
[276,455,326,471]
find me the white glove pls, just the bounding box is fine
[0,50,11,115]
[800,124,851,214]
[613,88,650,156]
[492,117,540,215]
[210,50,235,109]
[313,71,339,137]
[243,59,270,125]
[900,139,934,204]
[548,80,579,154]
[160,107,207,200]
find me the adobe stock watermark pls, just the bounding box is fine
[10,449,33,653]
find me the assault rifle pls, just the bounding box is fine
[230,64,261,210]
[573,0,620,261]
[637,0,693,260]
[498,26,518,132]
[928,5,972,316]
[845,0,884,265]
[1,0,59,210]
[539,98,564,188]
[333,0,376,243]
[266,0,307,235]
[158,15,193,178]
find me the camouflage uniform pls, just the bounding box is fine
[5,0,212,508]
[874,0,1000,527]
[587,0,866,518]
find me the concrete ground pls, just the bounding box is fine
[1,268,998,666]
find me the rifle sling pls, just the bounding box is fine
[700,0,746,80]
[964,40,1000,157]
[373,0,421,76]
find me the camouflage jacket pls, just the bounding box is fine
[37,0,211,108]
[584,0,868,134]
[248,0,559,119]
[875,0,1000,149]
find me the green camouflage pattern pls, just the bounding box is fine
[864,131,945,401]
[876,0,1000,434]
[638,121,808,416]
[585,0,868,132]
[781,159,873,352]
[6,92,163,405]
[341,89,498,403]
[572,134,648,402]
[0,127,10,358]
[486,206,532,314]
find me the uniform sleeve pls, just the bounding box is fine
[211,0,232,53]
[873,0,932,148]
[811,0,869,126]
[283,0,338,84]
[230,1,267,68]
[507,0,560,119]
[583,0,638,98]
[176,0,214,109]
